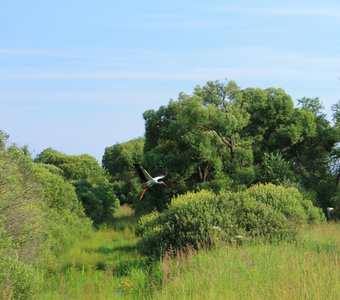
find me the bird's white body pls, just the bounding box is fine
[134,164,167,200]
[142,175,166,188]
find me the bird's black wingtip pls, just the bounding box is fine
[134,163,147,181]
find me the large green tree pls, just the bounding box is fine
[240,87,297,161]
[100,80,338,214]
[287,98,337,206]
[35,148,119,224]
[141,80,254,211]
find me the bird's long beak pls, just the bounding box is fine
[163,181,168,187]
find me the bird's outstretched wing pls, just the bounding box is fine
[134,164,153,181]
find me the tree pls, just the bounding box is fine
[102,138,144,204]
[141,80,254,211]
[298,97,325,117]
[137,80,338,212]
[332,100,340,142]
[35,149,119,224]
[0,142,45,264]
[193,81,251,162]
[240,87,295,161]
[0,131,92,297]
[287,98,337,207]
[257,152,294,185]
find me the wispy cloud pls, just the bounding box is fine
[0,65,336,84]
[210,3,340,18]
[0,46,339,83]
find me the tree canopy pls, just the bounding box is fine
[102,137,144,205]
[102,80,339,213]
[35,148,119,224]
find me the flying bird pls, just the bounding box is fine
[134,164,167,200]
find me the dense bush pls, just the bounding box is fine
[0,133,92,297]
[136,190,235,255]
[0,145,46,263]
[36,148,120,224]
[0,229,39,300]
[242,183,325,224]
[136,189,297,256]
[34,164,92,255]
[222,192,297,242]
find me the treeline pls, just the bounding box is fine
[103,80,340,217]
[0,132,92,298]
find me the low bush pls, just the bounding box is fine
[242,183,325,224]
[221,192,297,242]
[136,189,297,256]
[136,190,229,256]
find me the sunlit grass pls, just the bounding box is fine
[154,223,340,300]
[38,208,339,300]
[37,205,156,300]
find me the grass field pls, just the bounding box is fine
[37,207,340,300]
[156,223,340,300]
[37,206,161,300]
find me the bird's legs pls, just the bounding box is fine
[139,187,148,200]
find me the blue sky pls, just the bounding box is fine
[1,0,340,161]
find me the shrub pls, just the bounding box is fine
[136,190,231,255]
[0,228,39,300]
[136,189,297,256]
[34,162,92,258]
[221,192,297,242]
[242,183,325,224]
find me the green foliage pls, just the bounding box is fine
[286,106,337,208]
[0,143,46,263]
[257,152,294,184]
[37,206,159,300]
[141,80,254,212]
[329,190,340,220]
[194,177,234,194]
[0,131,93,298]
[241,87,295,160]
[136,190,227,256]
[136,188,298,256]
[138,80,338,212]
[224,193,297,242]
[0,229,39,300]
[102,137,144,204]
[36,148,120,224]
[35,148,100,180]
[242,183,325,224]
[74,178,119,224]
[298,97,325,117]
[34,164,92,255]
[34,163,84,214]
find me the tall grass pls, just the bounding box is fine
[155,223,340,300]
[38,207,339,300]
[37,205,160,300]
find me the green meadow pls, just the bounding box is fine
[37,206,339,300]
[37,206,159,300]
